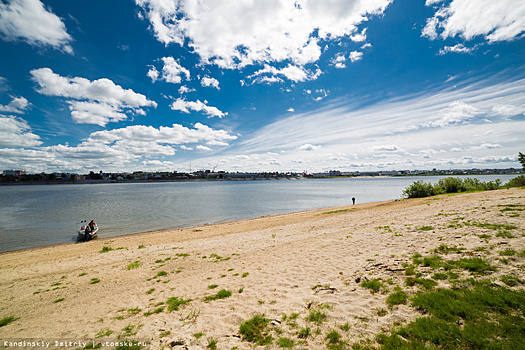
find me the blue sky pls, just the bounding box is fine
[0,0,524,174]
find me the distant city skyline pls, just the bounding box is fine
[0,0,524,174]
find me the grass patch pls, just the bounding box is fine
[417,226,434,231]
[155,271,168,277]
[239,314,272,345]
[0,316,19,327]
[500,275,523,287]
[406,277,438,290]
[143,306,164,316]
[207,284,219,289]
[386,286,408,307]
[90,278,101,284]
[125,261,142,270]
[204,289,232,302]
[206,338,217,350]
[53,298,65,303]
[166,296,192,312]
[360,278,386,294]
[496,230,516,238]
[377,281,525,349]
[499,248,517,256]
[100,246,113,253]
[278,337,295,348]
[452,257,496,274]
[306,309,327,325]
[322,209,350,215]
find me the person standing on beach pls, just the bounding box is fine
[352,197,355,205]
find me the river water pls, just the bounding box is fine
[0,175,514,252]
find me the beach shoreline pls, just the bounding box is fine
[1,188,523,349]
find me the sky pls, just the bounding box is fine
[0,0,524,174]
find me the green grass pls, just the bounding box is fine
[239,314,272,345]
[241,272,249,278]
[204,289,232,302]
[166,296,192,312]
[207,284,219,289]
[125,261,142,270]
[143,306,165,316]
[376,280,525,349]
[406,277,438,290]
[53,298,65,303]
[306,309,327,325]
[0,316,19,327]
[322,209,350,215]
[360,279,386,294]
[451,257,496,273]
[500,275,523,287]
[99,246,113,253]
[278,337,295,348]
[386,286,408,307]
[155,271,168,277]
[145,288,155,294]
[475,222,517,230]
[206,338,217,350]
[297,326,311,339]
[417,226,434,231]
[499,248,517,256]
[90,278,101,284]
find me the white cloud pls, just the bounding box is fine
[298,144,321,151]
[30,68,157,126]
[0,0,72,53]
[0,96,30,114]
[349,51,363,63]
[331,53,347,69]
[136,0,393,72]
[170,98,227,118]
[196,145,212,151]
[0,115,42,147]
[250,64,321,83]
[423,0,525,43]
[287,108,295,113]
[178,85,195,94]
[438,43,475,55]
[201,76,220,90]
[149,57,190,84]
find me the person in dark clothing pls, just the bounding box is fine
[352,197,356,205]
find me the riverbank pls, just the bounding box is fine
[0,188,524,349]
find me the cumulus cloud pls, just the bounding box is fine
[0,0,72,53]
[0,96,30,114]
[170,98,227,118]
[249,64,321,84]
[30,68,157,126]
[438,43,476,55]
[0,115,42,147]
[201,76,220,90]
[423,0,525,43]
[349,51,364,63]
[135,0,392,73]
[149,57,190,84]
[298,144,321,151]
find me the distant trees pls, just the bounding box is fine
[403,177,502,198]
[519,152,525,172]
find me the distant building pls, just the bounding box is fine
[3,170,26,176]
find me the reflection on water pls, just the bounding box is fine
[0,175,514,252]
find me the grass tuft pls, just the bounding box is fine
[166,296,192,312]
[204,289,232,302]
[239,314,272,345]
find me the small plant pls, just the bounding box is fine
[194,332,204,339]
[204,289,232,302]
[0,316,19,327]
[278,337,294,348]
[239,314,272,345]
[95,328,113,338]
[208,284,219,289]
[78,272,87,277]
[339,322,350,332]
[145,288,155,294]
[53,298,65,303]
[100,246,113,253]
[498,248,517,256]
[297,326,311,339]
[126,261,142,270]
[166,296,192,312]
[156,271,168,277]
[417,226,434,231]
[306,309,327,325]
[143,306,165,316]
[241,272,249,278]
[360,279,385,294]
[207,338,217,350]
[90,278,101,284]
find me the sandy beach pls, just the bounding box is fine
[0,188,524,349]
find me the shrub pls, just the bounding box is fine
[360,279,385,294]
[403,180,436,198]
[505,175,525,188]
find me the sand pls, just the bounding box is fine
[0,188,524,349]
